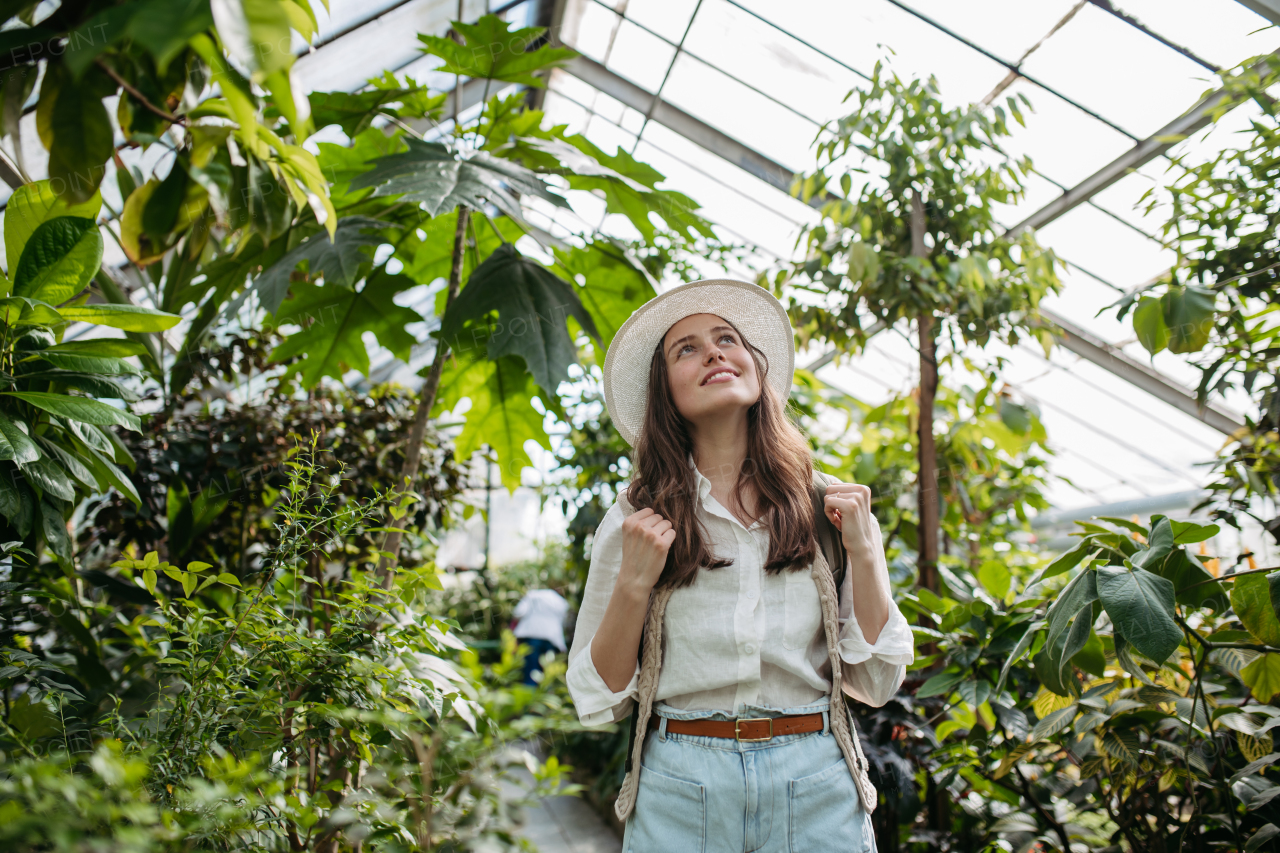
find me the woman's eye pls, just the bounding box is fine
[720,335,736,345]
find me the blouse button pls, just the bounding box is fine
[744,644,756,655]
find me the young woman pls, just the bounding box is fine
[566,279,914,853]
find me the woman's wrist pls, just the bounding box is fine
[613,571,655,603]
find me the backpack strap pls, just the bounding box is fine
[811,471,848,595]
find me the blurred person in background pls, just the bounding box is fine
[513,587,569,685]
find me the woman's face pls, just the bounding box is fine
[661,313,762,425]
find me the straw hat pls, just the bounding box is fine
[602,278,796,447]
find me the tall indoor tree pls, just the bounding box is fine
[783,63,1062,594]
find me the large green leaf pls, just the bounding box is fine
[350,138,568,220]
[57,303,182,331]
[439,244,599,393]
[432,353,550,491]
[310,84,443,137]
[210,0,293,78]
[553,243,655,352]
[4,181,101,275]
[417,15,575,88]
[37,438,97,490]
[1131,517,1174,570]
[1162,285,1216,354]
[1132,296,1168,355]
[1233,572,1280,646]
[1096,565,1182,665]
[127,0,215,74]
[1157,547,1226,610]
[269,269,423,387]
[65,0,213,76]
[1027,537,1095,587]
[0,411,38,464]
[1242,653,1280,703]
[81,444,140,506]
[559,137,712,242]
[243,216,390,315]
[21,455,75,501]
[38,351,140,375]
[45,339,149,358]
[0,297,63,327]
[13,217,104,304]
[40,499,71,562]
[4,391,141,432]
[1045,568,1097,655]
[47,68,115,204]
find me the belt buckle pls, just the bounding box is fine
[735,717,773,742]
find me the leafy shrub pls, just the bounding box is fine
[0,438,576,851]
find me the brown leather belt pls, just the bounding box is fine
[647,712,825,743]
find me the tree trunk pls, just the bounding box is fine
[912,191,940,595]
[378,206,470,586]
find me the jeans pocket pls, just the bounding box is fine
[789,758,871,853]
[626,765,706,853]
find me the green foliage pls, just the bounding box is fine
[418,16,575,88]
[2,439,579,852]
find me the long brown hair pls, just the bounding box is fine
[628,320,816,589]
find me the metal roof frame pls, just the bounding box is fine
[557,54,1246,436]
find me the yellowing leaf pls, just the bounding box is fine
[1033,685,1074,718]
[1242,653,1280,703]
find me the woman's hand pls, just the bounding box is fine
[825,482,892,643]
[823,483,881,562]
[617,508,675,596]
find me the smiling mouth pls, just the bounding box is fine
[701,368,739,386]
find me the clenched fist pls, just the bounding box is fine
[618,507,676,595]
[823,483,881,564]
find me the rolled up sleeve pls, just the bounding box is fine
[566,501,637,726]
[566,637,639,725]
[837,554,914,707]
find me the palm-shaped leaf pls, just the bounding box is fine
[418,15,575,88]
[439,243,597,393]
[349,138,568,220]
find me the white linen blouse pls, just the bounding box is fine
[566,468,915,727]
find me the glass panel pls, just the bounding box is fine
[729,0,1009,107]
[1035,198,1176,296]
[1018,2,1214,139]
[1099,0,1280,71]
[885,0,1082,62]
[292,0,486,93]
[561,0,621,63]
[1086,167,1172,241]
[639,121,818,229]
[684,0,863,126]
[311,0,415,46]
[658,53,821,172]
[626,0,700,44]
[992,77,1134,188]
[604,20,678,93]
[634,136,808,260]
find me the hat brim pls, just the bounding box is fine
[602,279,795,446]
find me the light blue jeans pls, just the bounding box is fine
[621,698,876,853]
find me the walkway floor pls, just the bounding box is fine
[518,784,622,853]
[500,744,622,853]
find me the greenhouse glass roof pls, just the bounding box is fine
[3,0,1275,550]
